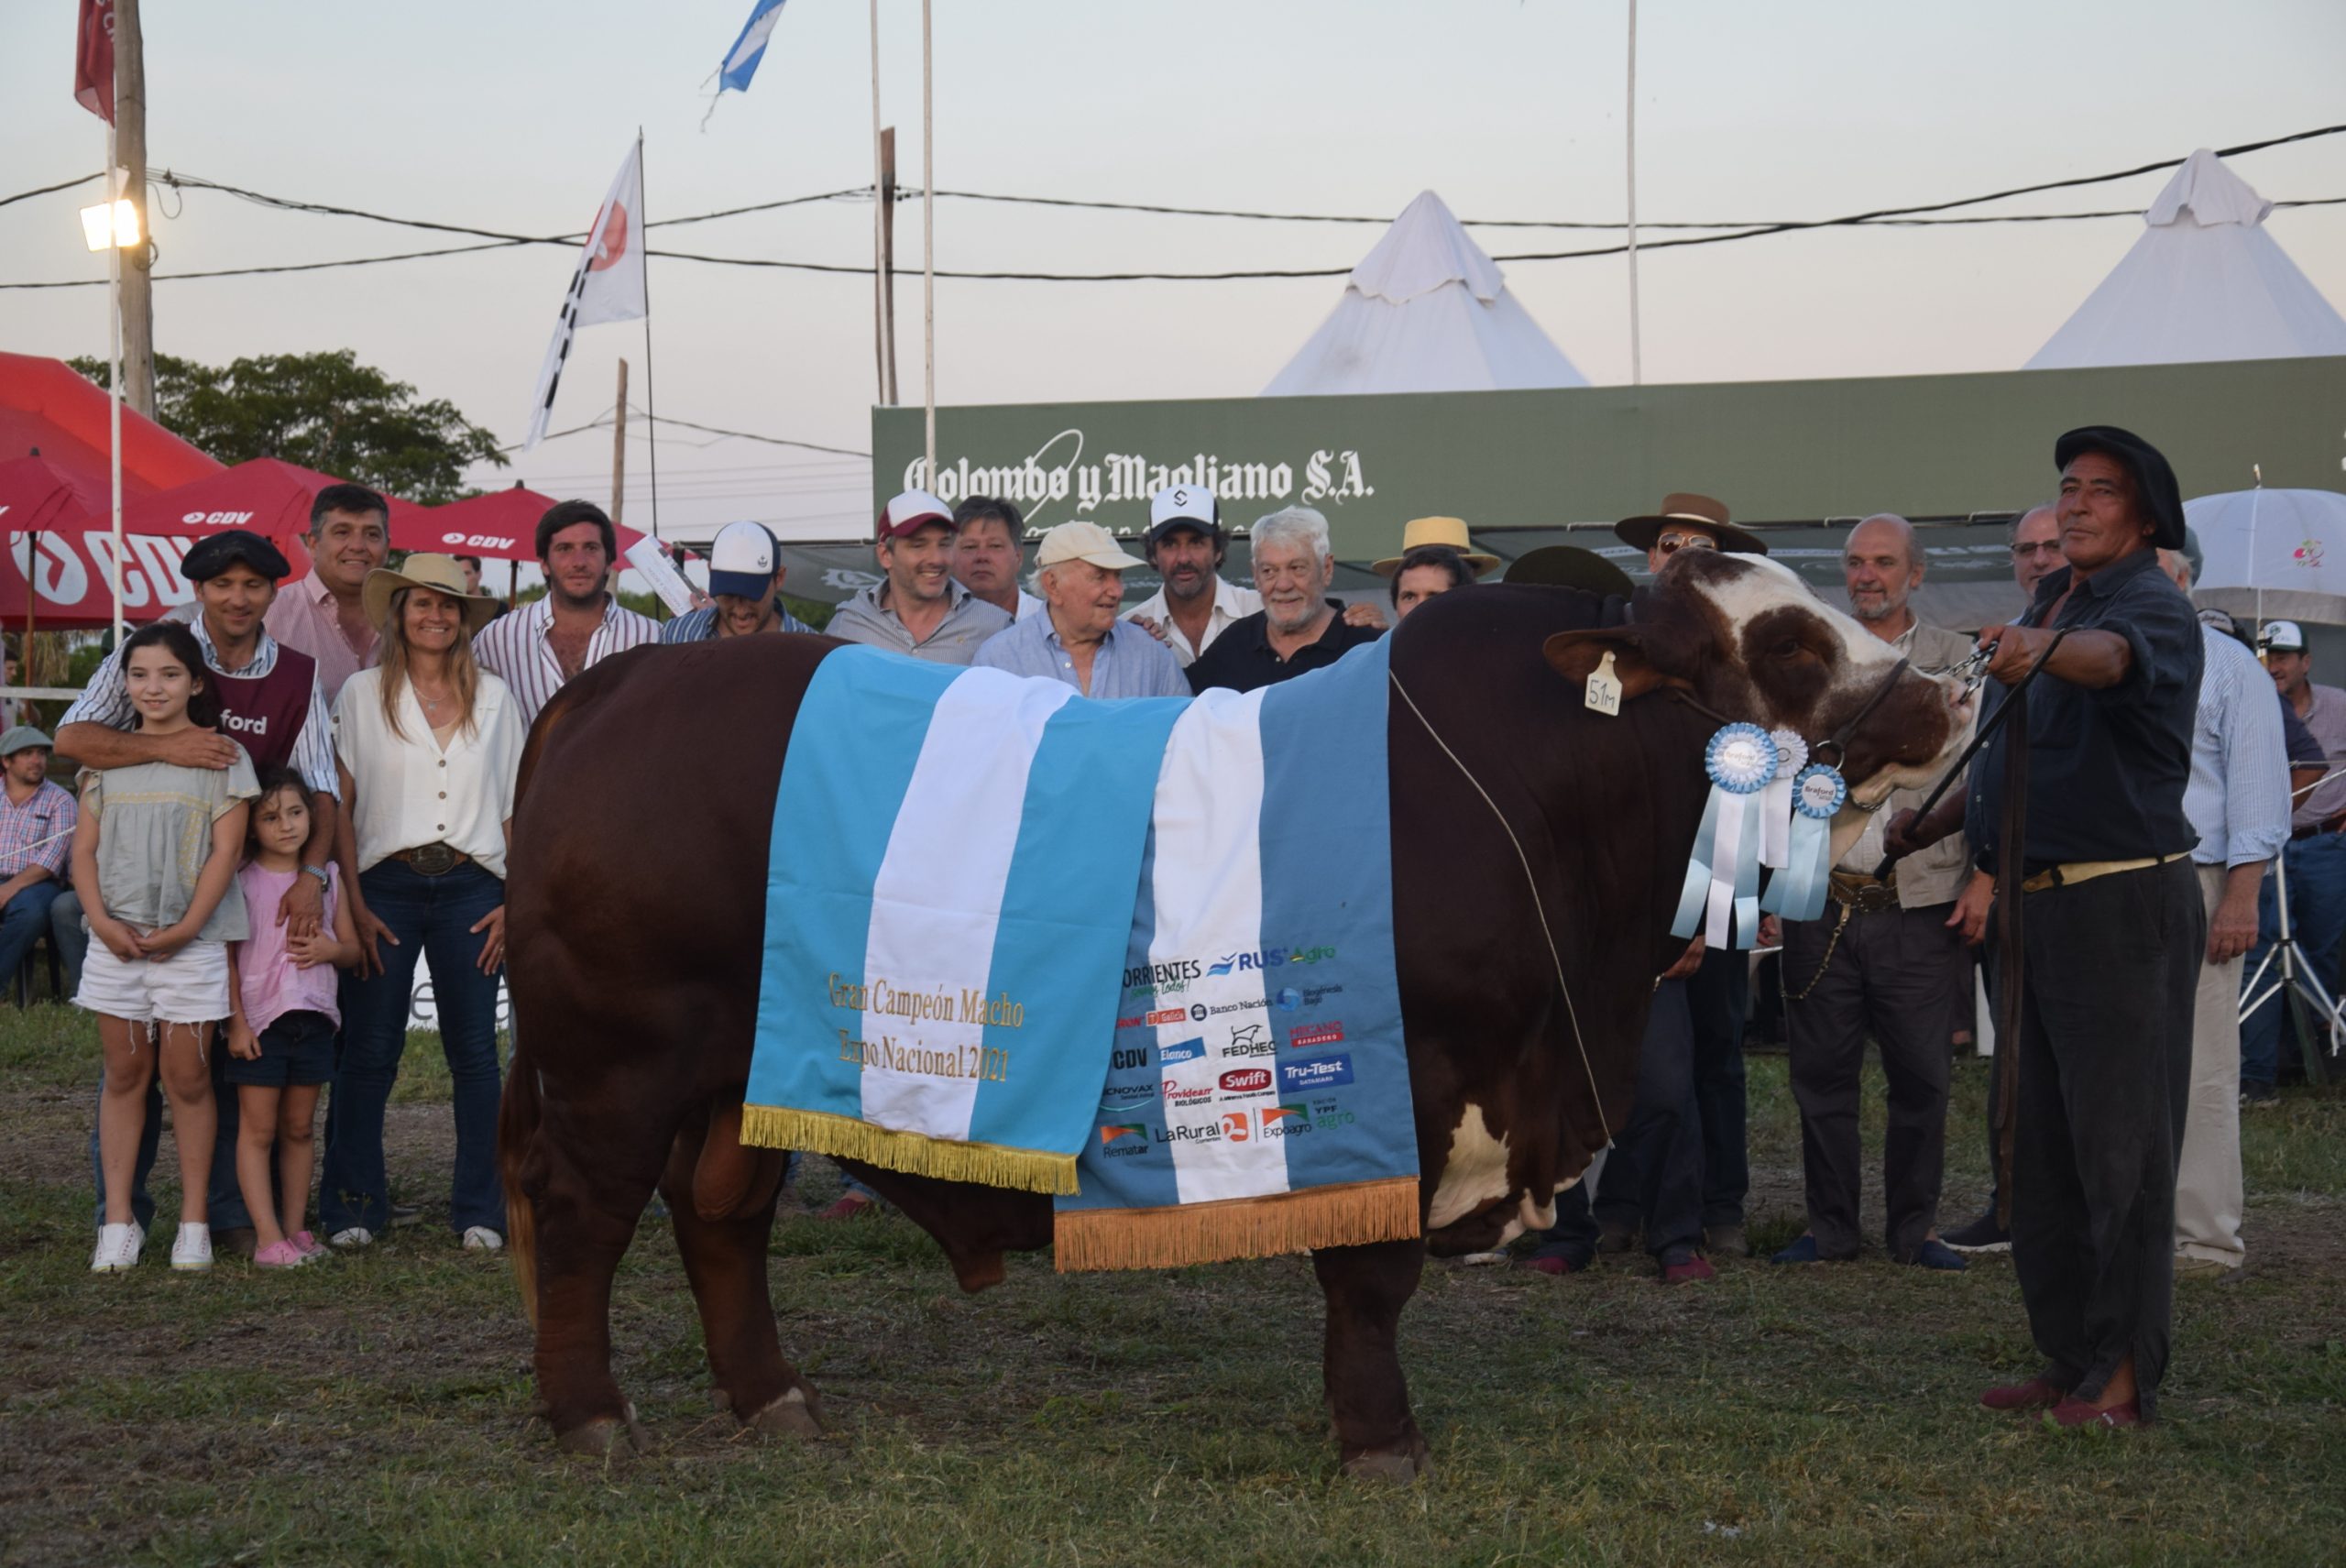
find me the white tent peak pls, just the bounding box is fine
[2024,148,2346,369]
[2146,148,2273,229]
[1263,190,1587,396]
[1348,191,1505,305]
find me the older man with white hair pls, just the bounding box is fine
[1186,506,1381,695]
[973,522,1187,698]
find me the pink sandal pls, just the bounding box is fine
[291,1230,325,1259]
[254,1238,312,1269]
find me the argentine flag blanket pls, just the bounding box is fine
[740,639,1420,1271]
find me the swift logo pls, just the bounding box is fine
[1219,1068,1272,1094]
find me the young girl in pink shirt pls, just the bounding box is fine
[225,768,359,1268]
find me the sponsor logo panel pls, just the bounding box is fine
[1219,1068,1272,1095]
[1157,1035,1206,1064]
[1280,1053,1355,1092]
[1288,1021,1344,1049]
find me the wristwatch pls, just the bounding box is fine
[303,864,333,890]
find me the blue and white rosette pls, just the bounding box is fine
[1760,762,1848,921]
[1672,723,1781,949]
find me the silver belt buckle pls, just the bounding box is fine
[408,842,457,876]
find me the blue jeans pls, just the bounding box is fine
[320,861,506,1236]
[49,887,90,996]
[0,879,61,992]
[2242,835,2346,1088]
[1537,978,1704,1265]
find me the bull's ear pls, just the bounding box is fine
[1541,628,1681,703]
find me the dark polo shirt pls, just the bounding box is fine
[1966,547,2202,866]
[1185,601,1382,695]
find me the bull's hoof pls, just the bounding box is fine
[555,1404,647,1460]
[1341,1448,1432,1486]
[743,1386,824,1440]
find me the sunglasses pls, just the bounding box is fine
[1655,532,1719,555]
[2009,541,2064,558]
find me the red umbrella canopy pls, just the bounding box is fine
[118,457,383,550]
[0,455,212,630]
[390,486,645,563]
[0,352,223,499]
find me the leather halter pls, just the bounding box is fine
[1667,654,1914,772]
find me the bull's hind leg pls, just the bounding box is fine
[660,1116,823,1439]
[523,1094,674,1457]
[1312,1237,1432,1483]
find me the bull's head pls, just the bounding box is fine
[1543,552,1976,859]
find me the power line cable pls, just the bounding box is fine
[0,171,103,211]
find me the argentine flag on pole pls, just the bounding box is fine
[717,0,790,94]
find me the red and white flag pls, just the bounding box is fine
[75,0,115,122]
[522,142,649,451]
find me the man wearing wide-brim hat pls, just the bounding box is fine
[1614,493,1770,573]
[1887,424,2205,1430]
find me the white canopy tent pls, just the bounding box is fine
[1263,191,1589,396]
[2027,148,2346,369]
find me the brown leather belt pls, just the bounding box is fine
[389,843,470,876]
[1828,869,1901,916]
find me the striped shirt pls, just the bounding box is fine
[60,614,338,799]
[0,778,76,880]
[2185,625,2291,868]
[472,594,663,729]
[659,603,813,643]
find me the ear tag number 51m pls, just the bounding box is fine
[1584,651,1622,717]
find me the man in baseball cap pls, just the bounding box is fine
[0,723,74,1010]
[974,521,1186,698]
[2245,615,2346,1106]
[1123,484,1257,670]
[828,488,1012,664]
[662,522,812,644]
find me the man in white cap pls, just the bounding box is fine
[2242,619,2346,1104]
[829,489,1012,664]
[1123,485,1260,668]
[662,522,811,643]
[974,522,1187,698]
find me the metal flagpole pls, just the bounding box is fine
[107,135,124,641]
[637,128,663,553]
[1624,0,1642,388]
[872,0,893,407]
[921,0,936,479]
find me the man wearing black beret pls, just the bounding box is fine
[1888,426,2204,1428]
[58,527,341,1258]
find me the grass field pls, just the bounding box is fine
[3,1003,2341,1567]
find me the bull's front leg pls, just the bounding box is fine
[1311,1236,1431,1482]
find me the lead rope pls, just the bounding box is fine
[1389,671,1611,1147]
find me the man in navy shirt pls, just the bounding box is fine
[1891,426,2204,1429]
[1186,507,1379,695]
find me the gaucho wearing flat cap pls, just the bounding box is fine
[1886,424,2204,1429]
[178,528,315,775]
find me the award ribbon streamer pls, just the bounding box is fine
[1759,728,1805,871]
[1761,762,1848,921]
[1671,724,1781,949]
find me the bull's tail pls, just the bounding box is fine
[499,1041,542,1329]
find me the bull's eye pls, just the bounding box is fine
[1773,638,1805,660]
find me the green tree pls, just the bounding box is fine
[69,349,507,504]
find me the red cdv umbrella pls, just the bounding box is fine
[117,457,380,552]
[0,454,217,630]
[0,351,222,497]
[389,484,645,562]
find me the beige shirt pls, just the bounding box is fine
[1838,618,1977,909]
[332,668,526,879]
[1123,576,1263,669]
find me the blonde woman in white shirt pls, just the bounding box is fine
[318,554,525,1252]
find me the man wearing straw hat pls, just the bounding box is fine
[1373,517,1496,622]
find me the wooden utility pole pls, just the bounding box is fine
[878,127,899,405]
[609,358,630,525]
[116,0,154,417]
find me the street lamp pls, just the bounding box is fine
[78,195,140,252]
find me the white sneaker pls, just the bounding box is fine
[170,1223,213,1272]
[462,1226,503,1252]
[329,1226,375,1250]
[91,1223,143,1272]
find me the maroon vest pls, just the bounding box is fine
[209,644,315,774]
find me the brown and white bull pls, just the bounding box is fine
[498,550,1972,1479]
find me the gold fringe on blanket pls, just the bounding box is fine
[1051,1176,1421,1273]
[739,1104,1080,1196]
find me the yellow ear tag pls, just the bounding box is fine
[1584,651,1623,717]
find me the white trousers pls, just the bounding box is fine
[2176,863,2246,1266]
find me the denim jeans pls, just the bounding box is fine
[49,887,90,997]
[2241,833,2346,1088]
[0,879,61,992]
[1685,947,1751,1228]
[319,861,506,1236]
[1541,978,1703,1265]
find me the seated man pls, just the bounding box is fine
[0,726,75,992]
[974,522,1186,697]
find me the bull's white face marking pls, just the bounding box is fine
[1429,1102,1513,1231]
